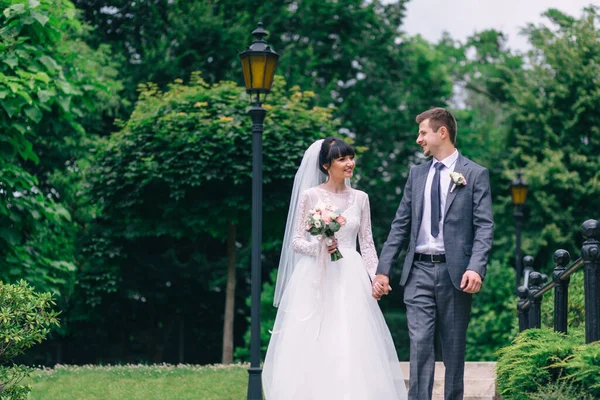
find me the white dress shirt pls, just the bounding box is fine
[415,150,459,255]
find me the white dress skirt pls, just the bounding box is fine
[262,187,407,400]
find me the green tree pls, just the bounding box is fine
[72,1,453,245]
[498,6,600,271]
[1,0,123,366]
[83,73,341,364]
[72,0,247,105]
[0,0,120,293]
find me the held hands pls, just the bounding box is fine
[461,270,482,294]
[371,270,482,299]
[372,274,392,300]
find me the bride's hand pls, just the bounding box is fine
[372,274,392,300]
[326,238,338,254]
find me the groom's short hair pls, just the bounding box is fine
[416,108,457,144]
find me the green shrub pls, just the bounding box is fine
[527,382,595,400]
[0,281,59,399]
[496,328,582,400]
[497,328,600,399]
[0,365,33,400]
[559,341,600,398]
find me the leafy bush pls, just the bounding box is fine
[0,281,59,399]
[527,382,595,400]
[497,327,600,399]
[496,328,582,400]
[0,365,33,400]
[559,341,600,398]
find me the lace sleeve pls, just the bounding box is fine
[358,192,378,280]
[292,190,318,256]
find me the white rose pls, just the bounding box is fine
[314,220,322,228]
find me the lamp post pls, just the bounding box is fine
[239,22,279,400]
[510,171,529,292]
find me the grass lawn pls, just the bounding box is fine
[28,363,251,400]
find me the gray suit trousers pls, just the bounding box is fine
[404,260,472,400]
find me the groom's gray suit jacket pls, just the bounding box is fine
[377,154,493,289]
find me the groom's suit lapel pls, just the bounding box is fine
[443,154,469,219]
[414,161,431,231]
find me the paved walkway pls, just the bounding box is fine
[399,362,497,400]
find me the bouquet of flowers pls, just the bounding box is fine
[305,201,346,261]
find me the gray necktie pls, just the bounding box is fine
[431,162,445,238]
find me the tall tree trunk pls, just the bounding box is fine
[222,223,237,364]
[56,340,63,364]
[179,316,184,364]
[152,317,175,363]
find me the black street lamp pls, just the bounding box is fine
[510,171,529,292]
[239,22,279,400]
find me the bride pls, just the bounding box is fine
[262,137,407,399]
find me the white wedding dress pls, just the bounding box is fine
[263,186,407,400]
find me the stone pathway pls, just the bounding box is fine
[399,362,497,400]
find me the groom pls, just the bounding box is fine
[373,108,493,400]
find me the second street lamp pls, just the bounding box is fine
[239,22,279,400]
[510,171,529,292]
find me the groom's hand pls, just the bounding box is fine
[461,270,482,294]
[372,274,392,300]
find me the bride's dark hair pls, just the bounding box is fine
[318,137,355,175]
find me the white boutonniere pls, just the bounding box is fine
[449,171,467,193]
